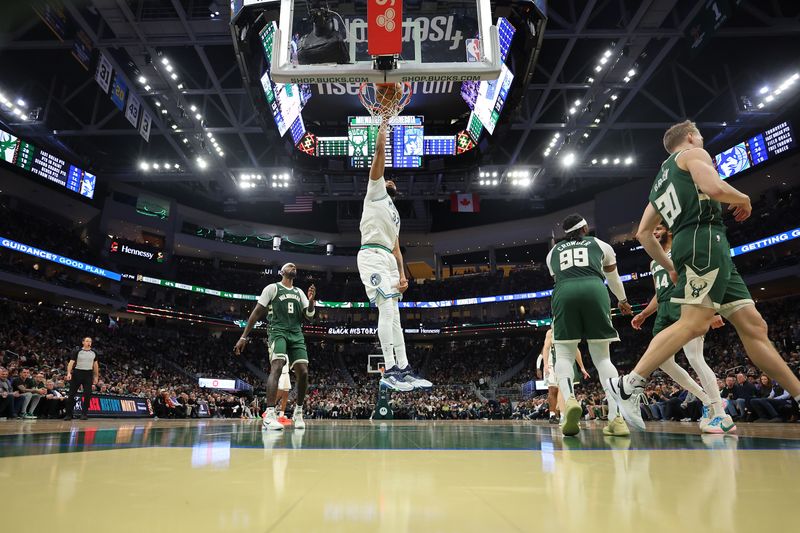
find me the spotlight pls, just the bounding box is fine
[554,133,560,138]
[765,95,774,102]
[583,132,589,138]
[604,49,612,57]
[144,85,151,91]
[190,105,197,112]
[138,76,147,84]
[562,153,576,167]
[591,159,597,165]
[624,156,633,165]
[601,158,609,165]
[759,86,769,94]
[574,100,581,106]
[627,69,636,77]
[492,180,498,186]
[195,113,202,120]
[611,94,618,100]
[165,64,173,72]
[161,57,169,65]
[153,163,160,170]
[594,65,602,72]
[569,107,576,114]
[139,161,150,171]
[171,124,178,130]
[196,157,208,169]
[613,158,620,165]
[171,73,178,80]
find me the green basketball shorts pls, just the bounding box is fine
[268,331,309,368]
[551,277,619,343]
[652,300,681,336]
[670,226,753,318]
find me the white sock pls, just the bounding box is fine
[659,354,711,405]
[554,341,579,401]
[376,296,397,369]
[549,411,555,417]
[265,407,276,418]
[392,300,409,370]
[588,341,620,419]
[682,337,725,417]
[626,373,646,389]
[278,410,284,417]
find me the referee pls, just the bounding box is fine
[64,337,99,421]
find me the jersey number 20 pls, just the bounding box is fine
[654,183,682,228]
[559,248,589,270]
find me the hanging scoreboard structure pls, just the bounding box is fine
[347,116,424,169]
[713,120,797,180]
[0,126,96,199]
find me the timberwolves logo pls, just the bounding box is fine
[370,273,382,286]
[379,407,388,416]
[715,144,750,178]
[689,279,708,298]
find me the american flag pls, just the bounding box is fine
[284,196,314,213]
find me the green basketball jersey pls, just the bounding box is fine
[257,282,308,335]
[648,151,725,236]
[547,236,607,282]
[650,257,674,303]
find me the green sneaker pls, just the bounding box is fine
[561,397,582,437]
[603,416,631,437]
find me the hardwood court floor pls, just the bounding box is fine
[1,419,798,532]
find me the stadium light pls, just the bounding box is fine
[624,156,634,165]
[562,153,576,167]
[759,86,769,94]
[138,76,147,84]
[196,157,207,170]
[610,94,618,100]
[139,161,150,171]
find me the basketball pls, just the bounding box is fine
[376,82,402,100]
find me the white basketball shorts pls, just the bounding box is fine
[357,247,401,302]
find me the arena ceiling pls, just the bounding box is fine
[1,0,799,230]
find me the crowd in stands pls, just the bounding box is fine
[1,291,800,423]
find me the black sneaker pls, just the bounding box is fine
[548,414,558,424]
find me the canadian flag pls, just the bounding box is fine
[450,193,480,213]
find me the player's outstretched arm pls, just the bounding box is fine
[302,285,316,321]
[234,303,267,355]
[575,349,590,380]
[681,148,752,221]
[369,122,388,182]
[393,237,408,293]
[632,295,658,330]
[637,203,675,277]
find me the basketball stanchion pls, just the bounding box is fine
[371,367,394,420]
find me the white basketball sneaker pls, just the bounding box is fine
[293,406,306,429]
[262,408,284,431]
[607,376,646,431]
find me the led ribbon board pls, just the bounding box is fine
[1,236,121,281]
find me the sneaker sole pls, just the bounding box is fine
[561,401,582,437]
[380,378,414,392]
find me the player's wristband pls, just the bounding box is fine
[239,337,249,342]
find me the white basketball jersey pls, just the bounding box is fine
[360,176,400,250]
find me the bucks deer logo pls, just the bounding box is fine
[689,279,708,298]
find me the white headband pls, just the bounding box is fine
[280,263,293,274]
[565,219,588,233]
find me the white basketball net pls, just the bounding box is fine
[358,82,413,129]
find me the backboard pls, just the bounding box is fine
[270,0,501,84]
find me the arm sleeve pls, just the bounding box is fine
[545,247,555,277]
[596,239,617,266]
[365,176,386,201]
[257,284,277,307]
[604,266,627,302]
[299,289,315,317]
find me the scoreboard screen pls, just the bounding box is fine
[347,116,424,169]
[424,136,456,156]
[317,137,348,157]
[259,22,306,138]
[713,120,796,180]
[0,126,96,199]
[472,63,514,135]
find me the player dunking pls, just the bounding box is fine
[609,120,800,429]
[357,121,431,392]
[235,263,315,430]
[630,222,734,433]
[540,328,590,424]
[545,214,632,437]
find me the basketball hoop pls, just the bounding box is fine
[358,82,413,129]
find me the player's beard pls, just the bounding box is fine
[386,187,397,198]
[284,270,297,279]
